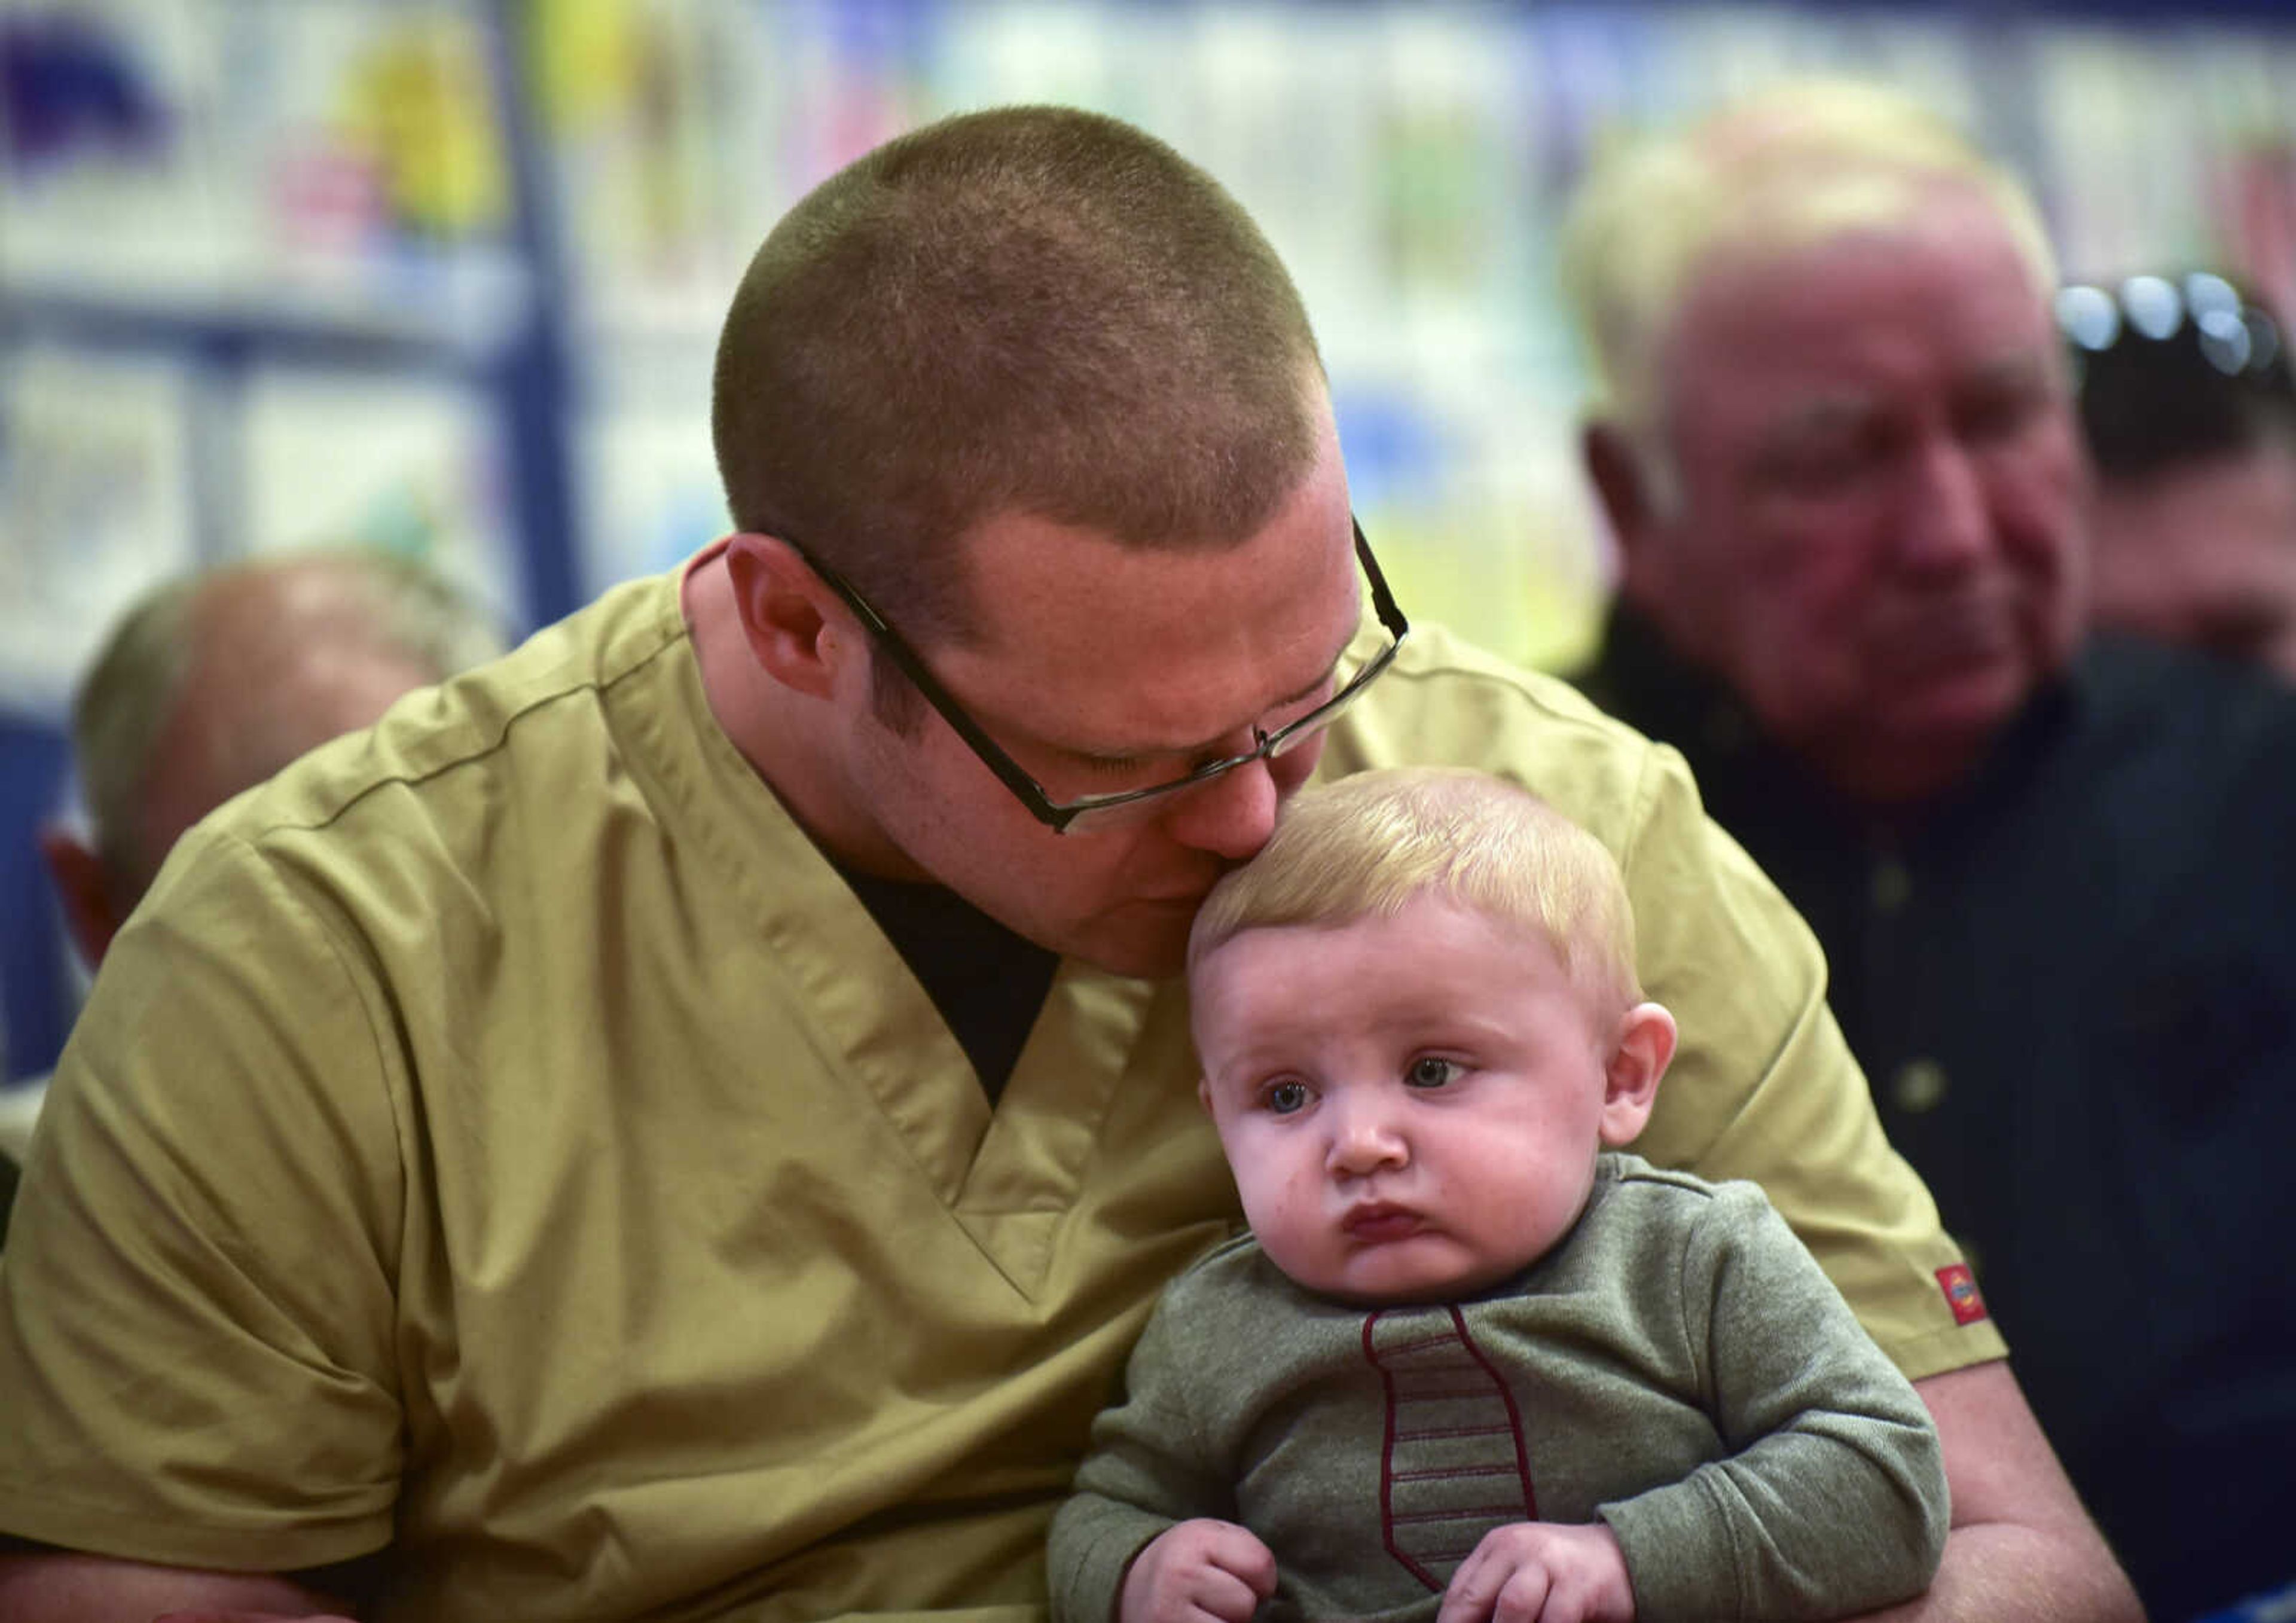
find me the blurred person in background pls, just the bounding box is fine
[2065,271,2296,679]
[0,549,503,1238]
[1564,79,2296,1622]
[0,106,2129,1623]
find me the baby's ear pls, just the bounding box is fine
[1599,1002,1677,1146]
[1196,1075,1216,1117]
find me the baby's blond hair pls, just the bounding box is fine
[1188,767,1641,1021]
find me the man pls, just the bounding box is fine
[2067,271,2296,680]
[1564,81,2296,1622]
[0,107,2132,1622]
[0,550,502,1222]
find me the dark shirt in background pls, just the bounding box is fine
[1576,606,2296,1622]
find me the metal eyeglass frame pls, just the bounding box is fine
[783,516,1410,834]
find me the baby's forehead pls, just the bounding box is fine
[1187,892,1567,984]
[1187,893,1625,1033]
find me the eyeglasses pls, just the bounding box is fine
[784,517,1409,835]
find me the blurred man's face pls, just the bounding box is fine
[1622,189,2089,804]
[2089,440,2296,681]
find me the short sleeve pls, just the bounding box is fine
[1609,740,2002,1378]
[0,829,408,1570]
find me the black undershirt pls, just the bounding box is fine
[838,868,1060,1105]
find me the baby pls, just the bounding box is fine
[1050,767,1947,1623]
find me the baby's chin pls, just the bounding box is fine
[1279,1243,1534,1307]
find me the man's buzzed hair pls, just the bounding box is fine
[712,104,1328,647]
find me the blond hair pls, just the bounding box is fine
[1559,78,2059,445]
[1188,767,1642,1020]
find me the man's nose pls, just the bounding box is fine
[1895,435,1993,573]
[1158,749,1283,861]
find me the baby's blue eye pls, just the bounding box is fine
[1266,1081,1311,1115]
[1406,1057,1460,1090]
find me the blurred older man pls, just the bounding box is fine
[0,550,502,1187]
[41,550,505,971]
[1564,81,2296,1622]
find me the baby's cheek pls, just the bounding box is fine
[1249,1180,1323,1259]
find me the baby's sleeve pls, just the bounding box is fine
[1048,1270,1241,1623]
[1599,1182,1950,1622]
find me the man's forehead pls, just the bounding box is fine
[1666,249,2060,448]
[944,510,1363,753]
[1681,194,2048,344]
[997,592,1363,763]
[1754,349,2060,432]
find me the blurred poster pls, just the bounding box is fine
[236,364,524,631]
[573,340,728,599]
[533,0,927,343]
[231,0,526,343]
[0,0,240,308]
[0,343,200,714]
[0,0,526,346]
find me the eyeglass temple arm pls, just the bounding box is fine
[1354,519,1409,637]
[780,536,1069,822]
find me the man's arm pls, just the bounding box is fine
[0,1549,353,1623]
[1866,1363,2139,1623]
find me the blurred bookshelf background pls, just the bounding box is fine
[5,0,2296,1081]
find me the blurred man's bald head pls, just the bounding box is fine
[45,550,503,963]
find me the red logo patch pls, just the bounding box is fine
[1935,1263,1989,1326]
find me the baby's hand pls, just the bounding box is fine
[1118,1518,1279,1623]
[1436,1521,1635,1623]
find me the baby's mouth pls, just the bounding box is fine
[1341,1201,1424,1242]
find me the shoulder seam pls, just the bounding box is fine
[240,609,688,849]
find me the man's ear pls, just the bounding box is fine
[39,824,124,969]
[1599,1000,1677,1147]
[722,532,851,700]
[1582,420,1659,563]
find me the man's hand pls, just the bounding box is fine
[1437,1521,1635,1623]
[1119,1518,1278,1623]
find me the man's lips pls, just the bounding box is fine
[1137,875,1222,909]
[1341,1202,1424,1243]
[1870,595,2026,679]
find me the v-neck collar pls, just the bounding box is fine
[637,568,1174,1296]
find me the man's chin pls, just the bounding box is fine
[1892,659,2041,746]
[1058,909,1198,981]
